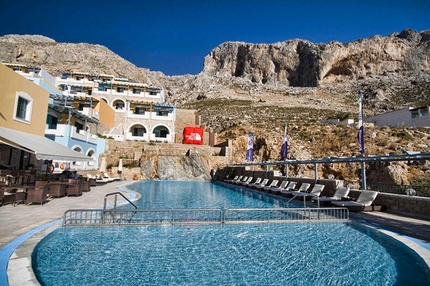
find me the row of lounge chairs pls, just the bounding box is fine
[224,175,378,211]
[226,175,325,199]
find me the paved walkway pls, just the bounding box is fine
[0,181,430,285]
[0,181,139,286]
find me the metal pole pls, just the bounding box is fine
[361,161,367,190]
[314,163,318,182]
[285,162,289,180]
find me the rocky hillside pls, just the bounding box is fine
[1,29,430,184]
[203,29,430,86]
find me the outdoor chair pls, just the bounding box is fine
[268,180,289,194]
[280,181,300,196]
[66,179,83,196]
[292,184,325,201]
[26,185,49,205]
[263,180,279,191]
[245,177,262,187]
[48,181,67,198]
[254,178,269,189]
[240,177,253,186]
[313,186,350,207]
[331,190,379,211]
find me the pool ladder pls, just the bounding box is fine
[103,192,137,223]
[284,193,309,208]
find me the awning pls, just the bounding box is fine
[0,126,93,162]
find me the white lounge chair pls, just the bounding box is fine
[241,177,253,186]
[269,180,289,194]
[263,180,279,191]
[102,172,120,182]
[234,176,248,185]
[245,178,262,187]
[313,186,350,207]
[254,178,269,189]
[292,184,325,201]
[225,175,238,183]
[230,176,243,184]
[280,181,303,196]
[331,190,378,211]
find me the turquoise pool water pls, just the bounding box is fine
[32,181,430,285]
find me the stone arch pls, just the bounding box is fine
[112,98,126,111]
[152,124,171,139]
[128,123,147,137]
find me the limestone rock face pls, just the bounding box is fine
[0,34,158,86]
[140,154,212,181]
[203,29,430,87]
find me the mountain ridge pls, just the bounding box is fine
[1,29,430,184]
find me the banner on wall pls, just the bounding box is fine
[183,127,204,145]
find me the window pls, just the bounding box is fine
[46,114,58,129]
[75,122,84,133]
[411,110,419,118]
[117,87,125,93]
[135,107,146,114]
[13,92,33,122]
[115,102,125,110]
[16,97,29,119]
[133,127,145,136]
[133,88,141,94]
[154,126,169,138]
[420,108,429,117]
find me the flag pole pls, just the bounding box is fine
[280,122,289,179]
[358,92,367,190]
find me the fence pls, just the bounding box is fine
[63,207,349,227]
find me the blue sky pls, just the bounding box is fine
[0,0,429,76]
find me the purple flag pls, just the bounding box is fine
[280,122,288,160]
[246,132,254,161]
[357,93,365,155]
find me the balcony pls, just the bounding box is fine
[151,112,175,121]
[125,132,149,141]
[149,133,172,142]
[127,110,150,119]
[45,124,98,145]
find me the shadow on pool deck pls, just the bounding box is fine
[0,181,429,285]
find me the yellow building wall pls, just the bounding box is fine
[94,98,115,128]
[0,64,49,136]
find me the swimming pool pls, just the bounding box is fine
[32,181,430,285]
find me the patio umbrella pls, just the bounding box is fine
[99,157,107,173]
[118,159,123,176]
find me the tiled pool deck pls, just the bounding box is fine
[0,181,429,285]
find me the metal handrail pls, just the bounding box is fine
[104,192,137,210]
[63,207,349,226]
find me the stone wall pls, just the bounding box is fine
[348,190,430,218]
[99,139,230,181]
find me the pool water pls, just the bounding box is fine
[32,181,430,285]
[126,181,297,209]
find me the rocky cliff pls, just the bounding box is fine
[203,29,430,87]
[0,34,159,86]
